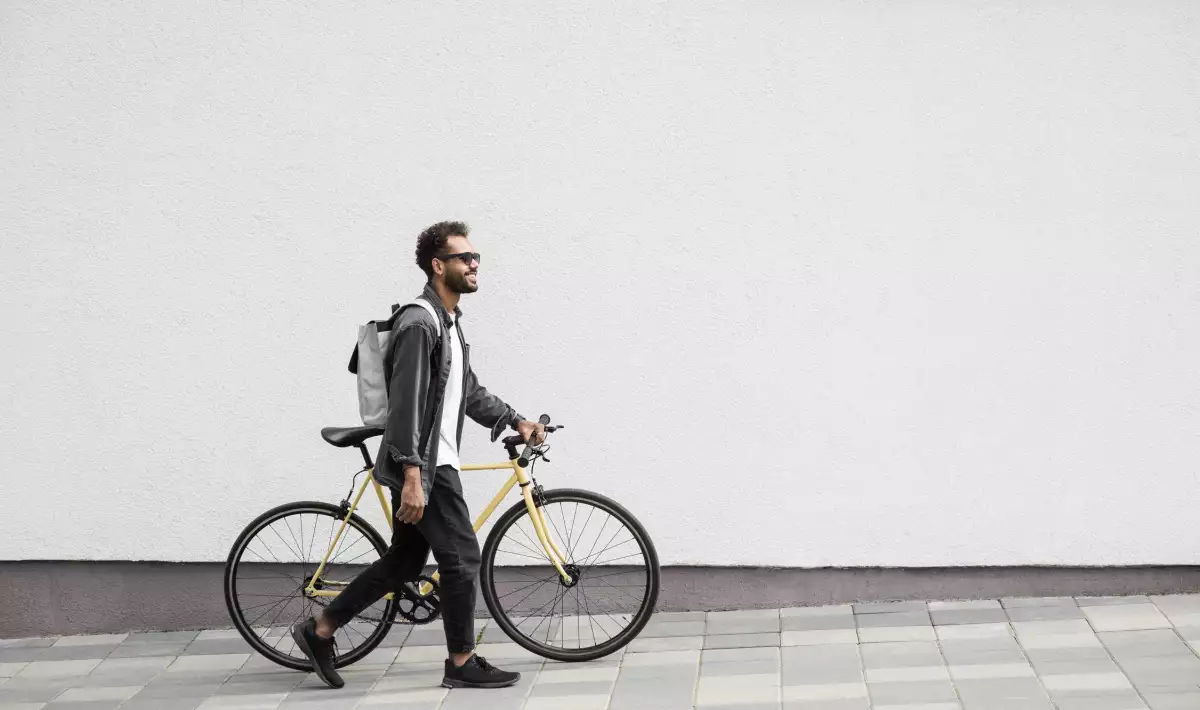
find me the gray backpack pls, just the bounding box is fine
[348,298,442,427]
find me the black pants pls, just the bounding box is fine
[324,465,480,653]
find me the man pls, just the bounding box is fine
[291,221,545,690]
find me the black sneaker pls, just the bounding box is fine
[291,618,344,689]
[441,655,521,689]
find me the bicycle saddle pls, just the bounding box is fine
[320,426,384,448]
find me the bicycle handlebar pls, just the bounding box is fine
[502,413,557,466]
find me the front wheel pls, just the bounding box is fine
[479,488,660,662]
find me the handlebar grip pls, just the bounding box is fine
[538,414,551,426]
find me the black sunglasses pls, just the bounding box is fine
[435,251,481,265]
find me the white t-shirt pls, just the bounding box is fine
[436,314,465,471]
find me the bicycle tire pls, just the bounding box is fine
[223,501,398,670]
[479,488,660,662]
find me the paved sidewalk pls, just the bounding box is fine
[2,595,1200,709]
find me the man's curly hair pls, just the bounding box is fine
[415,221,469,281]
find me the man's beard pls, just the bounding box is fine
[448,271,478,294]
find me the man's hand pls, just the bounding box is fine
[397,466,425,525]
[515,418,546,446]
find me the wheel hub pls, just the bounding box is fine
[300,574,325,597]
[560,563,581,588]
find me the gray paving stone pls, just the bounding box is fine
[930,600,1002,610]
[374,624,412,648]
[637,620,706,638]
[781,614,857,631]
[953,677,1049,701]
[703,633,780,649]
[609,686,695,710]
[867,679,958,704]
[277,693,367,710]
[439,697,525,710]
[1077,595,1153,606]
[610,675,696,695]
[960,698,1053,710]
[853,601,928,615]
[781,657,862,685]
[15,659,102,679]
[527,679,614,697]
[132,676,231,700]
[782,645,861,665]
[1051,692,1148,709]
[1001,597,1078,608]
[1046,689,1145,706]
[51,684,143,703]
[939,636,1022,653]
[932,608,1010,625]
[30,645,117,662]
[781,605,853,618]
[0,678,76,703]
[609,701,694,710]
[1119,655,1200,690]
[1144,691,1200,709]
[121,698,209,710]
[784,699,869,710]
[180,638,255,656]
[626,635,703,652]
[1022,645,1114,663]
[214,673,306,696]
[107,642,192,659]
[702,647,779,664]
[615,665,698,682]
[643,611,702,622]
[1100,629,1196,657]
[855,611,931,629]
[123,631,201,645]
[0,648,48,663]
[706,616,782,635]
[942,647,1029,666]
[1005,605,1088,622]
[860,642,943,670]
[1029,657,1121,676]
[700,658,779,676]
[0,638,58,649]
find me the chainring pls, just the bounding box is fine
[395,575,441,625]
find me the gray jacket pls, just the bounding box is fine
[373,283,523,499]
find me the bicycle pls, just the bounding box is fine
[223,414,660,669]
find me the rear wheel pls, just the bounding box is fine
[479,488,660,662]
[223,501,398,670]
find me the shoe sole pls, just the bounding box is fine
[290,624,345,689]
[440,674,521,689]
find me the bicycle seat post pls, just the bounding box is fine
[356,444,374,469]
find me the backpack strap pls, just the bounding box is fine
[403,298,443,338]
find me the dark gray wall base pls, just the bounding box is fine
[3,561,1199,638]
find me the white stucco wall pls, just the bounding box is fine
[2,1,1198,566]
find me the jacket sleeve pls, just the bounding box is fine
[383,322,436,468]
[465,364,523,442]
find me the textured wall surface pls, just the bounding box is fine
[2,1,1198,566]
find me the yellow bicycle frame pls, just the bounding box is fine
[304,457,571,601]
